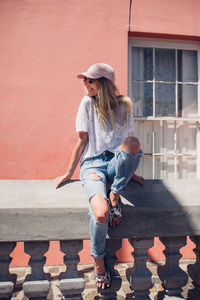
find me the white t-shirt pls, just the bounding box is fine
[76,96,134,163]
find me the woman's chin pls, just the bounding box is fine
[87,92,96,97]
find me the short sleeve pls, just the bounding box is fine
[76,97,89,132]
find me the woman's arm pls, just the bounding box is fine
[55,131,88,188]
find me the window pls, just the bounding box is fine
[128,38,200,179]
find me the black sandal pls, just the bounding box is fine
[94,271,111,289]
[108,197,122,227]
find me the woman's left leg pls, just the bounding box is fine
[107,136,143,226]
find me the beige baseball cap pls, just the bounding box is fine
[77,63,115,82]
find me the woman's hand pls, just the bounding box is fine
[55,172,72,189]
[132,174,145,187]
[55,131,88,189]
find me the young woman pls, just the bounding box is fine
[56,63,144,290]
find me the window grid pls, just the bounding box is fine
[132,47,199,119]
[132,47,198,179]
[129,40,200,179]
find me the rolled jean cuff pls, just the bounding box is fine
[91,252,106,259]
[110,187,124,195]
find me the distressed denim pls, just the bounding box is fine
[80,149,143,259]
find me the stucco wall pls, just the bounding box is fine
[130,0,200,38]
[0,0,130,179]
[1,0,200,180]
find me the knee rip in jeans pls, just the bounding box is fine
[89,173,101,181]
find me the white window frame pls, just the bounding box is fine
[128,37,200,179]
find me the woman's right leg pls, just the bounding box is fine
[80,164,110,289]
[90,193,110,289]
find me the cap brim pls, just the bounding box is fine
[77,71,101,79]
[77,72,88,79]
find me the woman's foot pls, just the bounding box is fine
[94,271,111,290]
[109,191,122,227]
[94,258,111,289]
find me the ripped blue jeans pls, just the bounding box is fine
[80,149,143,259]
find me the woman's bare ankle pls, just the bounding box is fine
[109,191,120,206]
[94,258,106,274]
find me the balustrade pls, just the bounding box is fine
[0,179,200,299]
[0,237,199,299]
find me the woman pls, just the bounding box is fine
[56,63,144,290]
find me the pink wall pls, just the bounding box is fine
[1,0,199,266]
[130,0,200,39]
[0,0,130,179]
[1,0,200,179]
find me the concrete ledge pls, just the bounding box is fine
[0,180,200,241]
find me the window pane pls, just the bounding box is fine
[162,157,176,179]
[155,83,175,116]
[155,156,165,179]
[177,122,197,154]
[178,50,198,82]
[132,47,153,80]
[177,157,196,179]
[134,120,153,154]
[155,49,176,82]
[154,121,175,153]
[132,82,153,116]
[137,155,153,179]
[178,84,198,117]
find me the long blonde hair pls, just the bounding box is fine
[92,77,133,130]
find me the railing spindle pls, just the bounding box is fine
[23,241,50,300]
[59,240,85,300]
[127,237,155,300]
[0,242,17,299]
[157,236,188,299]
[187,235,200,300]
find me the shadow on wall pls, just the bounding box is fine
[107,179,198,261]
